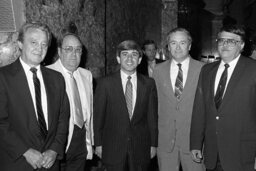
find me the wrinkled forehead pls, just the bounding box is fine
[218,31,242,41]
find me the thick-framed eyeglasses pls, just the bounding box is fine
[216,38,242,47]
[61,46,82,54]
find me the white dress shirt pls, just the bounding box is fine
[170,57,190,92]
[214,55,240,96]
[20,58,48,129]
[121,70,137,114]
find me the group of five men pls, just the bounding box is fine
[0,21,256,171]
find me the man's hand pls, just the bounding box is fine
[95,146,102,158]
[191,150,203,163]
[23,148,43,169]
[150,147,157,159]
[254,158,256,170]
[41,149,57,169]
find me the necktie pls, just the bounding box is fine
[214,63,230,109]
[174,63,183,100]
[125,76,133,119]
[30,67,47,140]
[69,73,84,128]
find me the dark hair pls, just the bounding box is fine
[142,40,157,50]
[57,32,82,48]
[116,40,142,57]
[218,25,246,42]
[18,22,52,44]
[167,27,192,43]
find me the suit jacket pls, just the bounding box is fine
[153,58,203,153]
[47,59,94,159]
[0,59,70,171]
[93,71,158,165]
[137,56,164,76]
[190,56,256,171]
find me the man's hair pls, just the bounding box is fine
[142,40,157,50]
[218,25,246,42]
[57,32,82,48]
[18,22,52,44]
[116,40,142,57]
[166,27,192,43]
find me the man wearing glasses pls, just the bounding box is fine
[94,40,158,171]
[190,25,256,171]
[48,32,93,171]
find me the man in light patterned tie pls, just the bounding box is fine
[94,40,158,171]
[153,27,205,171]
[47,32,93,171]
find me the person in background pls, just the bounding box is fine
[137,40,164,77]
[153,27,205,171]
[94,40,158,171]
[47,32,93,171]
[0,22,70,171]
[190,25,256,171]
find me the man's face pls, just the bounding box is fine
[58,35,82,72]
[117,50,142,75]
[168,31,191,62]
[217,31,244,63]
[19,28,48,67]
[144,44,157,61]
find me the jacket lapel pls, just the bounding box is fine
[12,60,42,147]
[218,57,245,111]
[160,60,176,102]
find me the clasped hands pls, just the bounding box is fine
[23,148,57,169]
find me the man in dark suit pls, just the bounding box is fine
[94,40,158,171]
[190,25,256,171]
[0,22,70,171]
[137,40,164,77]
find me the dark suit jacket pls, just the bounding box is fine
[137,56,164,76]
[94,71,158,165]
[190,56,256,171]
[0,59,70,171]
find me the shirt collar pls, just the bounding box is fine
[120,70,137,81]
[19,57,41,74]
[220,54,240,67]
[171,56,190,67]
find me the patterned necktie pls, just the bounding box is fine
[69,73,84,128]
[214,63,230,109]
[30,67,47,140]
[125,76,133,120]
[174,63,183,100]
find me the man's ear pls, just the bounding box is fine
[116,56,121,64]
[58,48,61,57]
[138,57,142,64]
[17,41,23,50]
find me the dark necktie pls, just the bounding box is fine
[214,63,230,109]
[125,76,133,119]
[175,63,183,100]
[30,67,47,140]
[69,73,84,128]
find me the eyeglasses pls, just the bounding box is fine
[216,38,242,47]
[62,46,82,54]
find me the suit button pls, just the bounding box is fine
[176,106,179,111]
[128,138,130,141]
[216,116,219,120]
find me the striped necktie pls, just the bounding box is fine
[214,63,229,109]
[174,63,183,100]
[125,76,133,119]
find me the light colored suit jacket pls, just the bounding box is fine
[153,58,203,153]
[47,59,93,159]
